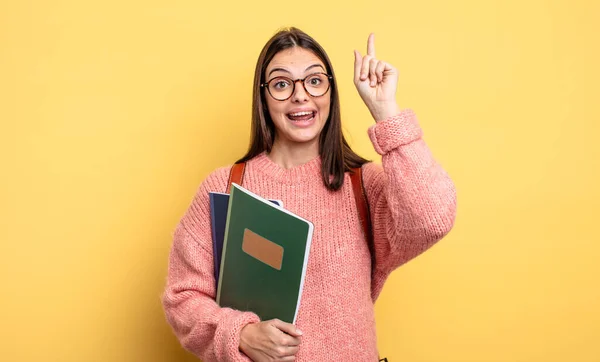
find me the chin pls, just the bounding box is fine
[293,124,325,141]
[288,132,320,144]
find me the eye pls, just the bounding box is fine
[304,74,327,88]
[308,77,322,86]
[271,78,291,90]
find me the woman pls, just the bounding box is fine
[162,28,456,362]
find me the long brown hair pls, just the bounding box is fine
[236,27,369,191]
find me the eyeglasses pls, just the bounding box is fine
[261,72,333,101]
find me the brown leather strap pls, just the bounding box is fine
[227,162,246,193]
[350,167,374,248]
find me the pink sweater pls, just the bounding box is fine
[162,109,457,361]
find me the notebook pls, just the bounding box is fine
[215,183,313,324]
[209,192,282,288]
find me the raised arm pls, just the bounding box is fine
[364,110,456,274]
[353,33,456,300]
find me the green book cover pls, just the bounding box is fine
[216,183,314,324]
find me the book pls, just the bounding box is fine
[209,192,282,289]
[215,183,314,324]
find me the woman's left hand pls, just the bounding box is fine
[354,33,401,122]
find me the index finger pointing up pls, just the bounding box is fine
[367,33,376,57]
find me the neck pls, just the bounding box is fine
[268,137,319,169]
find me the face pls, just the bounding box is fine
[263,47,331,147]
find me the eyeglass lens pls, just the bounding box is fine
[267,73,330,100]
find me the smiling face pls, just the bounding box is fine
[263,47,331,149]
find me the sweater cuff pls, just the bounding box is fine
[368,109,423,155]
[214,309,261,361]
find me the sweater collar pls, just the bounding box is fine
[248,151,322,185]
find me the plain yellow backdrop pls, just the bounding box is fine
[1,0,598,361]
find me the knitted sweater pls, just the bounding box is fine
[162,109,457,361]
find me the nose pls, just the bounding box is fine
[291,79,309,102]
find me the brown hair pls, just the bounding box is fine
[236,27,369,191]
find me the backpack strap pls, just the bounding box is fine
[349,166,374,255]
[226,162,246,192]
[227,162,372,246]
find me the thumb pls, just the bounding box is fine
[353,50,362,83]
[270,319,303,337]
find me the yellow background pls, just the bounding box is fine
[1,0,598,361]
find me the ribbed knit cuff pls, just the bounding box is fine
[368,109,423,155]
[215,309,261,361]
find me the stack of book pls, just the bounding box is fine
[209,184,314,324]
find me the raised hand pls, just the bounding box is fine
[239,319,303,361]
[353,33,401,122]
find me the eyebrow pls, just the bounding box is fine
[267,63,325,77]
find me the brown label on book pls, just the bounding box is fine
[242,228,283,270]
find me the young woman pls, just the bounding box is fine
[162,27,457,362]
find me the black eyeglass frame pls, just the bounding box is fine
[260,72,334,101]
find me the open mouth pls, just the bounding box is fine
[286,111,316,122]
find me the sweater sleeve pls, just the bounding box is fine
[362,109,457,300]
[161,167,261,361]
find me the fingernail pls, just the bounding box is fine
[296,329,303,335]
